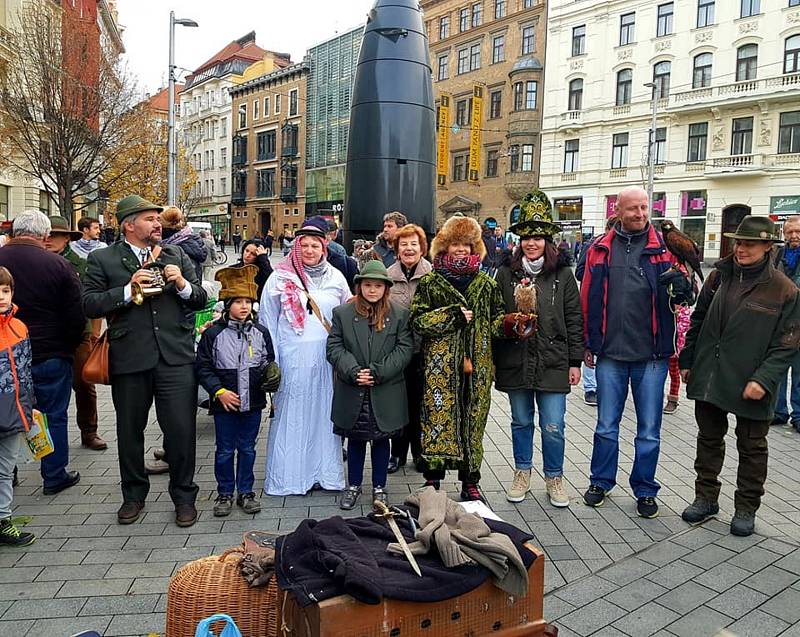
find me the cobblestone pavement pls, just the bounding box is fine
[0,251,799,636]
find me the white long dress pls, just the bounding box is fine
[260,263,351,495]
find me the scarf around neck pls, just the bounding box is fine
[521,256,544,278]
[434,253,481,293]
[274,237,330,335]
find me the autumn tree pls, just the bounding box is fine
[0,3,147,225]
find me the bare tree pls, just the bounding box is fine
[0,3,148,225]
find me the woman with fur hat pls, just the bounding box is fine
[411,214,507,501]
[494,190,584,508]
[196,265,275,516]
[160,206,207,281]
[259,223,351,495]
[326,260,413,510]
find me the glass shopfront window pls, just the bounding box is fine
[681,190,707,260]
[554,197,583,222]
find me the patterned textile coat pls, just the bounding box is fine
[411,271,505,474]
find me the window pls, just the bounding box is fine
[654,61,671,98]
[220,177,227,195]
[495,0,506,19]
[568,78,583,110]
[275,94,281,114]
[509,145,519,171]
[220,117,227,137]
[453,153,469,181]
[736,44,758,81]
[458,47,469,74]
[778,111,800,154]
[525,81,537,109]
[470,43,481,70]
[289,89,298,116]
[616,69,632,105]
[489,90,502,119]
[209,150,215,169]
[256,169,275,197]
[611,132,629,168]
[257,130,276,161]
[472,3,482,27]
[564,139,579,173]
[438,53,449,80]
[693,53,712,88]
[786,35,800,74]
[571,25,585,56]
[653,127,667,165]
[688,122,708,161]
[520,144,534,171]
[492,35,505,63]
[731,117,754,155]
[792,0,800,6]
[264,96,270,117]
[657,3,673,37]
[439,16,450,39]
[220,147,227,167]
[619,12,635,46]
[522,26,535,55]
[740,0,760,18]
[486,149,499,176]
[523,0,533,6]
[238,104,247,129]
[39,190,49,215]
[280,165,298,193]
[460,7,469,32]
[697,0,714,27]
[253,99,259,121]
[456,98,472,125]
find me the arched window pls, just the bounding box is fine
[785,35,800,75]
[653,61,671,99]
[568,78,583,111]
[736,44,758,81]
[616,69,633,105]
[693,53,713,88]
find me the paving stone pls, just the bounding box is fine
[691,561,751,593]
[664,606,731,637]
[0,619,32,636]
[104,561,175,579]
[29,616,111,637]
[637,540,692,567]
[55,578,132,598]
[82,549,152,564]
[80,594,159,616]
[705,583,770,619]
[759,586,800,624]
[725,609,790,637]
[775,549,800,576]
[15,551,86,567]
[2,597,86,620]
[742,565,800,596]
[654,580,717,615]
[728,545,782,572]
[105,612,166,636]
[605,579,668,611]
[758,537,800,555]
[128,577,172,595]
[557,599,627,635]
[36,564,109,582]
[543,594,575,621]
[545,544,580,561]
[681,543,737,569]
[610,602,680,637]
[552,575,620,607]
[597,557,657,586]
[0,581,64,601]
[671,527,721,550]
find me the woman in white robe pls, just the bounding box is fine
[260,225,351,495]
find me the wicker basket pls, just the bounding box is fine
[166,549,278,637]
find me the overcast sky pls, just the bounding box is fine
[117,1,370,96]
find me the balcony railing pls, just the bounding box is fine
[280,186,298,203]
[561,173,577,182]
[558,110,583,130]
[609,168,628,178]
[705,153,767,177]
[669,73,800,109]
[281,145,298,158]
[231,191,247,205]
[612,105,631,116]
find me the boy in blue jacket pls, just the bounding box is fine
[196,265,275,516]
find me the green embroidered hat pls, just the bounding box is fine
[509,190,561,238]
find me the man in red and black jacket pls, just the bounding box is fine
[579,186,681,520]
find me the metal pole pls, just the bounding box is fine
[167,11,176,206]
[646,83,658,211]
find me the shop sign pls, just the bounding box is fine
[771,196,800,216]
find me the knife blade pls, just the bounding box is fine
[374,500,422,577]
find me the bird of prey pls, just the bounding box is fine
[660,220,705,283]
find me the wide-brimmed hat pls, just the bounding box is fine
[723,215,783,243]
[48,216,81,240]
[430,214,487,260]
[509,190,561,238]
[215,264,259,301]
[115,195,164,224]
[354,260,394,287]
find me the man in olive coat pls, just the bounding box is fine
[679,216,800,536]
[82,195,208,527]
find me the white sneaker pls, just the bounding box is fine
[506,469,531,503]
[545,476,570,508]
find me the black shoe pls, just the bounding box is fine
[42,471,80,495]
[584,391,597,406]
[771,417,789,426]
[460,482,486,503]
[583,485,606,507]
[12,466,17,488]
[682,497,719,523]
[387,456,405,474]
[413,457,425,473]
[731,510,756,536]
[423,479,440,491]
[117,501,145,525]
[637,497,659,519]
[0,519,35,547]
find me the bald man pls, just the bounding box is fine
[579,186,680,519]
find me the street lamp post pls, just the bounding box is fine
[168,11,198,206]
[643,81,659,212]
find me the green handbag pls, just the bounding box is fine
[260,361,281,393]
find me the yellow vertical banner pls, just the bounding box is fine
[468,85,483,182]
[437,94,451,186]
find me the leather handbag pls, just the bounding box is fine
[82,330,110,385]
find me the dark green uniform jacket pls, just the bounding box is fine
[679,254,800,421]
[60,245,87,281]
[82,242,208,376]
[493,256,584,394]
[326,302,413,433]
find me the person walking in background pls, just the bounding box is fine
[386,224,432,474]
[493,192,583,507]
[412,215,506,502]
[680,216,800,537]
[265,229,275,257]
[196,264,274,517]
[70,216,107,259]
[0,211,85,495]
[327,260,413,510]
[232,230,242,254]
[260,223,351,495]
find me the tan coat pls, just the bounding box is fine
[387,258,432,310]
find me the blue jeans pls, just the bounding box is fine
[214,410,262,496]
[583,365,597,392]
[507,390,566,477]
[775,351,800,423]
[31,358,73,488]
[590,357,668,498]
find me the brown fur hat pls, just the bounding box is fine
[159,206,185,230]
[430,214,487,260]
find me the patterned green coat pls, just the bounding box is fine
[411,271,505,475]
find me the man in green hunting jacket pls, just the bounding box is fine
[679,215,800,537]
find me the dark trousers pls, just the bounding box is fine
[111,361,199,506]
[214,409,262,496]
[390,354,424,462]
[31,358,73,488]
[72,333,98,437]
[347,439,390,488]
[694,400,770,513]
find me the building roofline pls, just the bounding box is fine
[308,24,365,51]
[98,0,125,54]
[229,60,309,96]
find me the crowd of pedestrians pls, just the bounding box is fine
[0,184,799,547]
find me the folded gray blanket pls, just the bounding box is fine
[387,487,528,596]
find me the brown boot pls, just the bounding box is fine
[81,433,108,451]
[145,459,170,475]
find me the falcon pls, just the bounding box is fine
[660,220,705,283]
